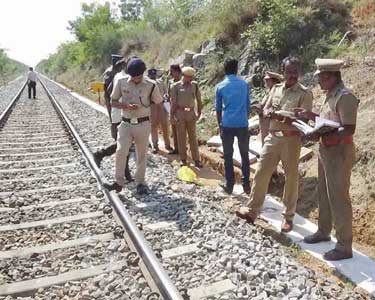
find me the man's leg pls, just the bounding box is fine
[176,119,187,163]
[280,136,301,222]
[247,137,280,214]
[115,123,133,186]
[133,121,152,188]
[150,106,159,149]
[160,110,171,149]
[28,84,31,99]
[186,119,200,163]
[321,144,355,255]
[222,127,235,190]
[171,124,179,153]
[236,127,250,191]
[32,82,36,99]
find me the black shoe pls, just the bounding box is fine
[93,152,103,168]
[136,184,149,195]
[180,160,187,166]
[220,183,233,195]
[152,145,159,154]
[194,161,203,168]
[103,182,123,192]
[125,172,134,182]
[243,184,251,194]
[168,149,178,155]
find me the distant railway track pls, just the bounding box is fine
[0,78,182,300]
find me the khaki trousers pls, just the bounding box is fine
[247,135,301,221]
[176,111,199,161]
[115,121,151,186]
[172,124,179,151]
[318,143,355,252]
[151,103,170,148]
[259,117,270,146]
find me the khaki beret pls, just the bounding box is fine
[264,71,284,82]
[182,67,196,77]
[314,58,344,76]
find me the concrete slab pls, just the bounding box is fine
[0,183,91,198]
[0,211,104,232]
[144,221,176,231]
[162,243,200,259]
[0,154,75,165]
[188,279,236,299]
[232,185,375,297]
[0,261,125,296]
[0,233,114,259]
[0,197,90,213]
[0,162,79,173]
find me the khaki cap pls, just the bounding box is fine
[182,66,196,77]
[264,71,284,82]
[314,58,344,76]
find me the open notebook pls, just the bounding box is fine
[292,117,340,135]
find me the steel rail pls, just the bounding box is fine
[0,81,27,124]
[38,77,184,300]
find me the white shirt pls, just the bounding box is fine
[111,71,128,124]
[27,71,37,82]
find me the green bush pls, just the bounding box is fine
[243,0,352,65]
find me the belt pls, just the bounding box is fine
[270,130,300,137]
[122,116,149,124]
[177,106,194,112]
[320,135,353,147]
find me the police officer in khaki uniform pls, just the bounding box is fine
[167,64,183,154]
[236,57,313,232]
[93,56,132,182]
[104,58,163,195]
[148,68,172,153]
[296,59,359,261]
[252,71,284,145]
[170,67,203,168]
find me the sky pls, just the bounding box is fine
[0,0,115,67]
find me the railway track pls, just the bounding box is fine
[0,76,370,300]
[0,79,181,300]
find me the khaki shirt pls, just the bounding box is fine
[266,82,313,131]
[170,81,201,108]
[320,83,358,125]
[111,76,163,119]
[156,79,166,97]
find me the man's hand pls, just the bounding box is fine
[263,106,277,118]
[294,108,316,120]
[251,103,263,114]
[125,103,140,111]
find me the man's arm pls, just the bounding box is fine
[196,84,202,118]
[170,85,178,124]
[215,86,222,127]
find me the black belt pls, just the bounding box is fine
[122,116,149,124]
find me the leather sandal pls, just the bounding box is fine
[235,207,257,224]
[281,219,293,233]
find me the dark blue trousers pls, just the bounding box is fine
[221,127,250,188]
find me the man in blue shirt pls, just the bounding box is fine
[216,58,251,194]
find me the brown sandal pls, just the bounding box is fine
[235,207,257,224]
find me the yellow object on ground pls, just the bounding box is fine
[90,82,105,93]
[177,166,221,187]
[177,166,198,183]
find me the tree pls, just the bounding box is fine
[119,0,151,21]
